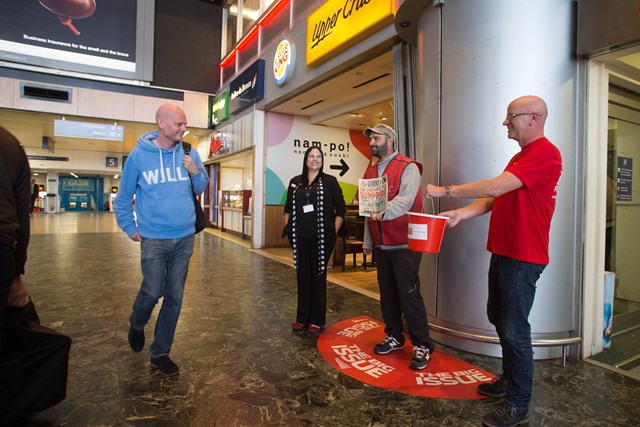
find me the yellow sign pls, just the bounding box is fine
[306,0,394,67]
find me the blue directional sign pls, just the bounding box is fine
[54,119,124,141]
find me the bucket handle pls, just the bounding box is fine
[422,196,437,216]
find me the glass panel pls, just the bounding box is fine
[262,0,276,10]
[225,0,239,55]
[607,118,640,320]
[242,0,261,34]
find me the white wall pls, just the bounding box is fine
[0,76,211,128]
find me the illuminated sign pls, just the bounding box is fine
[229,59,265,114]
[306,0,394,67]
[54,119,124,141]
[273,39,296,86]
[210,91,230,127]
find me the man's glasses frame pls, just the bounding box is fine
[505,112,542,122]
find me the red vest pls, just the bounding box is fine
[364,154,423,245]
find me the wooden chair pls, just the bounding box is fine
[333,212,367,271]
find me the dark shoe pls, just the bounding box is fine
[482,402,529,427]
[373,335,405,354]
[308,324,323,333]
[292,322,307,331]
[150,355,179,376]
[409,345,431,370]
[128,325,144,353]
[478,374,508,397]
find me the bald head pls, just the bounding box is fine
[514,96,548,126]
[156,104,185,123]
[155,104,187,148]
[503,95,548,147]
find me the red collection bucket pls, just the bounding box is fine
[407,212,448,254]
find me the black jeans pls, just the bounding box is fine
[295,236,330,326]
[375,248,434,351]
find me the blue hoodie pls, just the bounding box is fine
[115,130,209,239]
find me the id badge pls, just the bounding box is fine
[303,204,314,213]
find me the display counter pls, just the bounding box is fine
[218,190,252,238]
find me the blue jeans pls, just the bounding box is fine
[487,254,545,410]
[130,235,194,358]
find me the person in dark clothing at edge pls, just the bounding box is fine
[362,124,435,371]
[0,125,32,349]
[426,95,562,427]
[283,146,346,334]
[1,126,72,425]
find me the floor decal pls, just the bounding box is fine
[318,315,495,399]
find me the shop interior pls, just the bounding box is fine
[588,44,640,375]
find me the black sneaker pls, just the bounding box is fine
[478,374,508,397]
[409,345,431,370]
[482,403,529,427]
[373,335,405,354]
[128,325,144,353]
[150,355,179,376]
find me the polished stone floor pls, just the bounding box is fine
[21,213,640,426]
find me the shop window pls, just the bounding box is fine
[224,0,239,57]
[242,0,261,34]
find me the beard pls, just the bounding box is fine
[371,144,387,159]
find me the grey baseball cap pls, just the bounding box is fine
[363,123,397,141]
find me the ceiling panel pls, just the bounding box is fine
[271,51,395,130]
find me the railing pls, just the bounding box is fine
[429,323,581,367]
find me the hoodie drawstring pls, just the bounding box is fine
[158,149,166,183]
[157,148,179,183]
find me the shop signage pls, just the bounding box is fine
[273,39,296,86]
[54,119,124,141]
[106,156,118,168]
[27,155,69,161]
[617,156,633,201]
[229,59,265,114]
[210,91,230,127]
[306,0,394,67]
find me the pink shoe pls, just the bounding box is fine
[308,324,323,333]
[292,322,307,330]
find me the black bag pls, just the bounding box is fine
[0,301,71,425]
[182,142,206,233]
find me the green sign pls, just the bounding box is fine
[210,91,230,127]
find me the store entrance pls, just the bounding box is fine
[591,85,640,377]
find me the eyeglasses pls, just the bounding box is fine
[505,112,541,122]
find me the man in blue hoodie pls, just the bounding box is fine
[115,104,209,376]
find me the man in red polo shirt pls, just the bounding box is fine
[425,95,562,427]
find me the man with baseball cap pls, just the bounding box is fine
[362,124,435,370]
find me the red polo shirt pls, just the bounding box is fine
[487,137,562,265]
